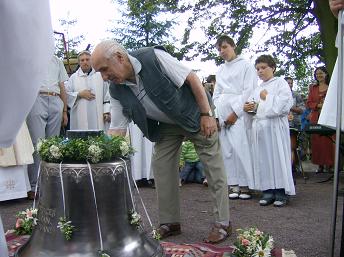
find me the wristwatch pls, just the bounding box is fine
[200,109,214,117]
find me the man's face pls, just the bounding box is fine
[91,51,127,84]
[286,79,293,90]
[79,54,91,73]
[255,62,274,82]
[217,42,236,62]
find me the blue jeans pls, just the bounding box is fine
[180,161,205,184]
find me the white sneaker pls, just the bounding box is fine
[239,193,252,200]
[229,192,239,199]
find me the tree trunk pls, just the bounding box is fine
[313,0,337,75]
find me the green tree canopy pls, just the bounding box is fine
[111,0,186,55]
[181,0,337,91]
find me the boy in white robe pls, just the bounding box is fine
[66,50,110,130]
[244,55,295,207]
[213,35,257,200]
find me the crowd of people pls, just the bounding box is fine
[1,0,342,248]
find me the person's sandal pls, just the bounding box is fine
[203,223,232,244]
[157,223,181,239]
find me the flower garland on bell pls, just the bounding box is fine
[37,134,134,164]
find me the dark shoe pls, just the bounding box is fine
[27,191,36,200]
[203,222,232,244]
[259,190,275,206]
[273,199,287,207]
[157,223,181,239]
[259,198,274,206]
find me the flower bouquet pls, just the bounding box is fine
[231,227,274,257]
[37,134,134,163]
[14,208,38,235]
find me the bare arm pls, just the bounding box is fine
[185,72,217,137]
[59,82,68,127]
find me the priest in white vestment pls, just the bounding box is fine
[213,35,257,200]
[244,55,295,207]
[66,50,110,130]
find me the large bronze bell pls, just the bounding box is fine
[16,160,164,257]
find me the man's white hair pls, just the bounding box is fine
[77,50,91,61]
[96,40,128,59]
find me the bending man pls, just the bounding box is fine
[91,40,231,244]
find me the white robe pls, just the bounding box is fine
[129,123,154,180]
[213,56,257,188]
[0,122,33,201]
[248,77,295,195]
[0,0,53,147]
[66,68,110,130]
[318,58,344,130]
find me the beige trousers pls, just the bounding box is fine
[152,123,230,225]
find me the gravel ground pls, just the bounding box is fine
[0,161,343,257]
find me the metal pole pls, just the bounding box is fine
[330,10,344,257]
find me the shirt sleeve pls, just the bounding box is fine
[154,49,192,87]
[58,58,69,82]
[109,97,130,130]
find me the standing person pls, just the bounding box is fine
[66,50,110,130]
[244,55,295,207]
[307,67,335,173]
[285,77,305,172]
[213,35,257,200]
[26,55,69,200]
[179,140,205,184]
[91,40,231,244]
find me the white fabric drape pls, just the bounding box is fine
[129,123,154,180]
[0,0,53,147]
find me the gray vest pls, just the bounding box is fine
[109,47,212,142]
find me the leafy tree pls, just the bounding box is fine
[54,18,85,60]
[111,0,187,56]
[181,0,337,91]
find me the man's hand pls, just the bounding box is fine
[103,112,111,123]
[329,0,344,17]
[225,112,238,126]
[260,89,268,100]
[62,111,68,127]
[78,89,96,100]
[200,116,217,137]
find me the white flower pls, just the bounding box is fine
[88,144,103,163]
[36,139,45,152]
[120,141,130,156]
[253,245,271,257]
[49,145,62,159]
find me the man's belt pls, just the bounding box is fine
[39,91,60,96]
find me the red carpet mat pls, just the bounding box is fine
[6,233,282,257]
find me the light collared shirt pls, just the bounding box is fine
[39,55,69,94]
[110,49,192,130]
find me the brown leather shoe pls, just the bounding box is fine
[27,191,36,200]
[157,223,181,239]
[204,222,232,244]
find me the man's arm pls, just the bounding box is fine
[107,98,128,137]
[185,72,217,137]
[59,82,68,127]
